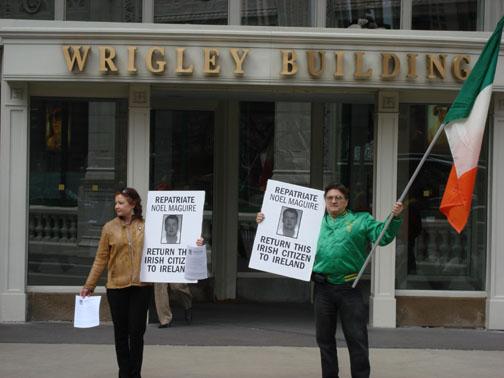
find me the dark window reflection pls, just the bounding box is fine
[323,103,375,213]
[326,0,400,29]
[238,101,311,272]
[238,102,274,272]
[28,98,128,285]
[412,0,479,31]
[154,0,228,24]
[0,0,54,20]
[241,0,310,26]
[66,0,142,22]
[150,110,214,208]
[396,103,487,290]
[150,109,214,247]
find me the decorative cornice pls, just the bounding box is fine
[0,20,497,51]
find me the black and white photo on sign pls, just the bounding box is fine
[160,214,183,244]
[276,206,302,239]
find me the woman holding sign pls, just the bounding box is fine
[80,187,205,378]
[257,183,403,378]
[79,188,151,378]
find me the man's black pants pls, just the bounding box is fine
[314,282,370,378]
[107,286,152,378]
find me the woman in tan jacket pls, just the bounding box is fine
[80,187,151,378]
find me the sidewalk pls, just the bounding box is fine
[1,303,504,377]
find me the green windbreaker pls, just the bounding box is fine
[312,211,402,284]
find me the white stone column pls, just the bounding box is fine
[487,93,504,330]
[142,0,154,23]
[400,0,412,30]
[483,1,504,31]
[127,84,150,208]
[369,91,399,328]
[0,81,29,321]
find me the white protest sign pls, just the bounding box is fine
[74,295,101,328]
[248,180,325,281]
[140,191,205,283]
[184,245,208,281]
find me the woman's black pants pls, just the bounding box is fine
[107,286,152,378]
[314,282,370,378]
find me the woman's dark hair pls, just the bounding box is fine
[116,187,143,220]
[324,183,350,200]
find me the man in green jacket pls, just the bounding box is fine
[312,183,403,378]
[256,182,403,378]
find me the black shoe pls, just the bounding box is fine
[158,319,173,328]
[184,308,193,325]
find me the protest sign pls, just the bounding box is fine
[248,180,325,281]
[140,191,205,283]
[74,295,101,328]
[184,245,208,281]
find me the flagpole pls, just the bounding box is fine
[352,121,448,288]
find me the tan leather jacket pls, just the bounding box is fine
[84,217,147,290]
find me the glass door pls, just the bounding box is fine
[150,109,215,249]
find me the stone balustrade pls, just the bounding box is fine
[29,206,78,244]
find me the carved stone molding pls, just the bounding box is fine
[5,83,28,106]
[129,84,150,108]
[378,91,399,113]
[10,87,24,100]
[493,93,504,117]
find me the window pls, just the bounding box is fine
[28,98,128,285]
[396,103,488,290]
[66,0,142,22]
[412,0,479,31]
[241,0,311,26]
[323,103,375,213]
[154,0,228,25]
[326,0,400,29]
[150,109,215,249]
[238,101,311,271]
[0,0,54,20]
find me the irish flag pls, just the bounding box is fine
[440,17,504,233]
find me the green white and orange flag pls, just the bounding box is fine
[440,17,504,233]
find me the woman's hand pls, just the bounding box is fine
[196,237,205,246]
[392,202,404,217]
[80,287,93,297]
[256,212,265,224]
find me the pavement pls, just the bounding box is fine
[1,303,504,378]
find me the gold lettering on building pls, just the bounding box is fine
[426,54,447,80]
[380,53,400,80]
[146,47,166,74]
[61,45,474,84]
[127,47,137,73]
[280,50,298,76]
[204,48,221,76]
[62,45,90,72]
[407,53,418,79]
[334,51,345,79]
[307,50,325,78]
[451,54,471,81]
[229,48,250,76]
[98,46,118,73]
[354,52,372,80]
[176,48,194,75]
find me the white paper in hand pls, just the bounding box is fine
[184,245,208,281]
[74,295,101,328]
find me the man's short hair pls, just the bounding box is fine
[283,208,298,221]
[165,214,179,227]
